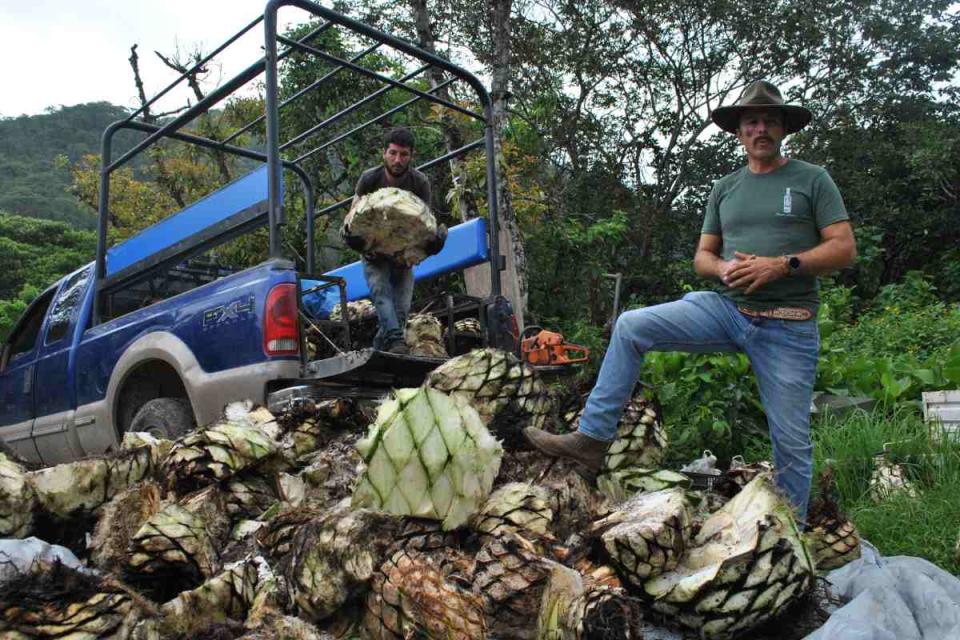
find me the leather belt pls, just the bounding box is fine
[738,305,813,321]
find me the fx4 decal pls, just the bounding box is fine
[202,295,256,330]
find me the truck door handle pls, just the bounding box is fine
[23,365,32,394]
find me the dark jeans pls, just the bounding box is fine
[363,257,414,350]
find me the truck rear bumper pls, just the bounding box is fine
[267,348,445,414]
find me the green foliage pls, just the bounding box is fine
[0,213,94,341]
[797,113,960,294]
[813,406,960,573]
[499,0,960,317]
[818,338,960,405]
[527,208,632,326]
[0,288,34,344]
[834,302,957,363]
[0,103,136,229]
[0,214,95,301]
[870,270,940,313]
[629,272,960,466]
[932,248,960,302]
[643,350,769,465]
[817,274,960,402]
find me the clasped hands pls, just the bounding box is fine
[720,251,789,294]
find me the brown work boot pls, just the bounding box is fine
[386,340,410,355]
[523,427,609,478]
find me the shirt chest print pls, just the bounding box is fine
[776,187,795,217]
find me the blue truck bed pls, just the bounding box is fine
[300,217,489,318]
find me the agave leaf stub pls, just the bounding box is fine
[592,487,692,586]
[240,615,328,640]
[225,473,279,519]
[570,392,667,474]
[0,452,34,537]
[0,561,152,638]
[597,467,691,503]
[364,548,486,640]
[27,446,155,519]
[868,455,919,502]
[353,387,502,530]
[643,474,814,639]
[256,507,325,563]
[806,517,862,571]
[280,507,403,622]
[89,481,164,573]
[156,559,259,637]
[291,436,364,509]
[472,534,552,639]
[163,416,279,488]
[405,313,449,358]
[536,562,641,639]
[125,486,231,598]
[426,349,554,447]
[122,431,174,466]
[472,482,554,540]
[330,299,376,323]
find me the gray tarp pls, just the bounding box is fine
[0,537,92,586]
[806,542,960,640]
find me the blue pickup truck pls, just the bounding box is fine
[0,2,517,465]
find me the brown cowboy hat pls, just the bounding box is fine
[711,80,812,134]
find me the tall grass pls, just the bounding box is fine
[812,405,960,573]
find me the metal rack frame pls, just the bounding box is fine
[94,0,502,324]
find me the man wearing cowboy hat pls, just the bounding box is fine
[524,80,856,522]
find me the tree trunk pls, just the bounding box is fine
[409,0,478,223]
[128,44,187,209]
[464,0,527,329]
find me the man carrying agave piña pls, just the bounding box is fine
[342,127,446,355]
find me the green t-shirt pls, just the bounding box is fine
[701,159,849,312]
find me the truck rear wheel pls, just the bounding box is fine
[129,397,195,439]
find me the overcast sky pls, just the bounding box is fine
[0,0,312,117]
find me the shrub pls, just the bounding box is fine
[813,406,960,573]
[643,351,769,465]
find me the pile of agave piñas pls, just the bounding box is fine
[0,348,859,639]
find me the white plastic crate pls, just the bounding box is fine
[922,390,960,442]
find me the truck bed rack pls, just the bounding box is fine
[94,0,504,322]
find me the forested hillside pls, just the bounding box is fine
[0,102,132,229]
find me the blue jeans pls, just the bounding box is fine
[363,257,414,350]
[579,291,820,521]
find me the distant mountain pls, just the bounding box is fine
[0,102,135,229]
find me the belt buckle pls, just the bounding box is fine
[738,306,812,321]
[777,307,813,321]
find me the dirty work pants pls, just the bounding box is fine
[578,291,820,521]
[363,257,414,350]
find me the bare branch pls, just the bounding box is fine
[128,44,155,123]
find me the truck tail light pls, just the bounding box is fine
[264,283,300,356]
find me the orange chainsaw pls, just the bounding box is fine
[520,326,590,366]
